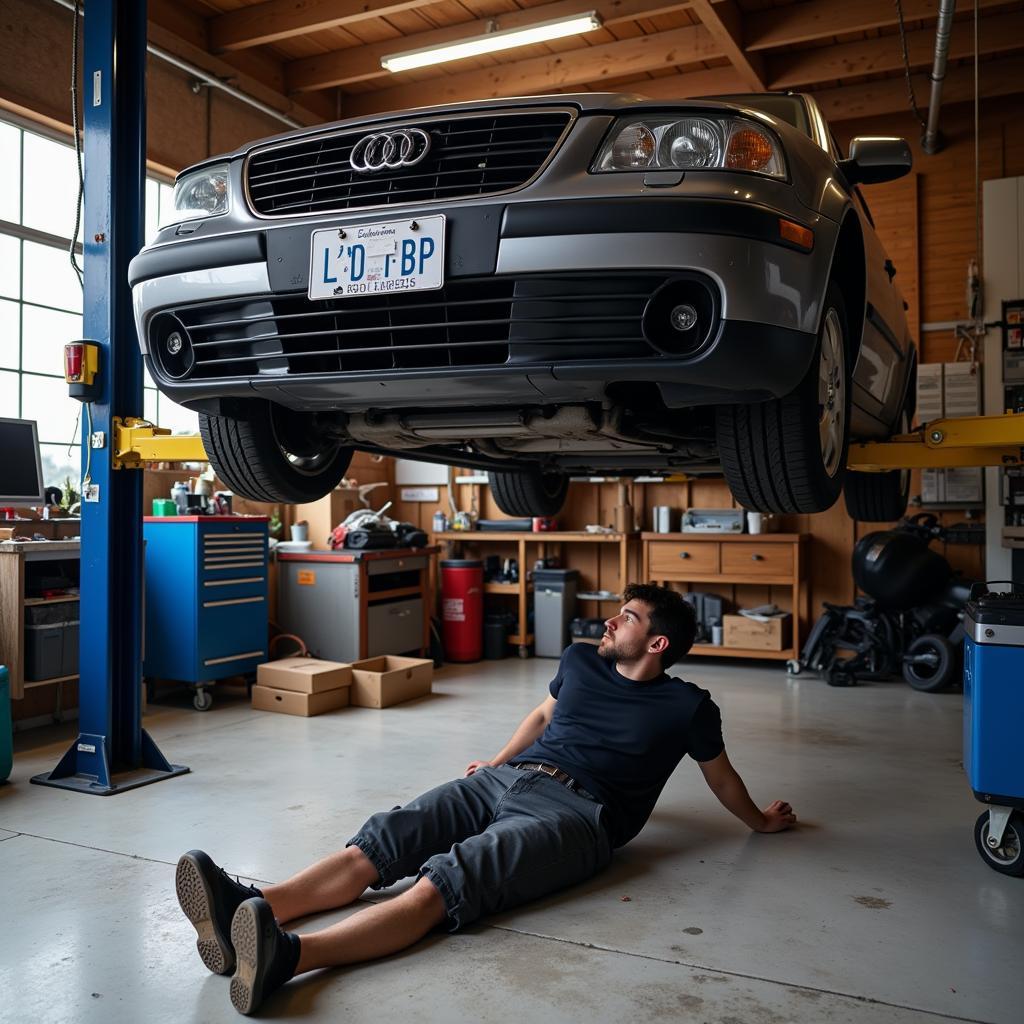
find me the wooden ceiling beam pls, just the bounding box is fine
[145,22,331,127]
[769,9,1024,89]
[287,0,696,93]
[210,0,444,54]
[746,0,1008,53]
[688,0,765,91]
[343,24,722,117]
[815,54,1024,124]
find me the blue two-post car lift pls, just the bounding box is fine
[31,0,188,794]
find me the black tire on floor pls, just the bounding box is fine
[487,469,569,518]
[199,400,352,504]
[901,633,956,692]
[974,811,1024,877]
[716,283,850,514]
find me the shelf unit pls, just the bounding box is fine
[0,540,81,701]
[641,532,809,661]
[436,530,636,654]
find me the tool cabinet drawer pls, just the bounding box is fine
[720,543,793,578]
[648,541,719,577]
[367,598,423,657]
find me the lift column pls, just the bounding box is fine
[32,0,187,793]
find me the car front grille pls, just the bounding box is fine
[152,275,671,382]
[245,111,572,217]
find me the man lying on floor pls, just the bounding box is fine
[176,582,796,1015]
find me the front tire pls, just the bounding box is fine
[488,469,569,518]
[199,401,352,504]
[716,284,850,514]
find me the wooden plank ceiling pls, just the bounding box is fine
[149,0,1024,127]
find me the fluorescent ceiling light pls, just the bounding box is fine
[381,13,603,73]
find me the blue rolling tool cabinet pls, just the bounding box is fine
[143,517,269,711]
[963,583,1024,876]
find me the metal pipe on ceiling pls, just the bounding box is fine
[48,0,303,132]
[921,0,958,155]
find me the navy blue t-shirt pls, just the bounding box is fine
[515,642,724,848]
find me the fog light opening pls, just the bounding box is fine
[642,277,718,357]
[152,314,195,380]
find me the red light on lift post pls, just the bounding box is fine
[64,340,100,401]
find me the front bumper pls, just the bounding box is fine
[130,196,828,414]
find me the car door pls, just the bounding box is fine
[850,188,909,435]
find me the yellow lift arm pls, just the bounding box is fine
[112,417,208,468]
[848,412,1024,471]
[112,413,1024,473]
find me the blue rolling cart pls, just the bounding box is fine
[963,583,1024,876]
[143,516,269,710]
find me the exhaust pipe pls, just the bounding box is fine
[921,0,957,155]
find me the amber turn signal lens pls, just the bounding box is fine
[725,128,774,171]
[779,218,814,250]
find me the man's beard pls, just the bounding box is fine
[598,635,647,663]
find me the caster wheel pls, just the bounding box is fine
[974,811,1024,876]
[518,645,530,659]
[786,659,802,675]
[192,689,213,712]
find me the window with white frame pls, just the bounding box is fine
[0,116,197,494]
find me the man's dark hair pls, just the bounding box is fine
[621,583,697,668]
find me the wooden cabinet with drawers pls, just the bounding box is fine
[641,532,809,660]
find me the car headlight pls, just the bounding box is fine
[165,164,231,226]
[593,116,786,178]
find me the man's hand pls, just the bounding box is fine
[756,800,796,833]
[465,760,494,777]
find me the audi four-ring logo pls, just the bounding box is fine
[350,128,432,173]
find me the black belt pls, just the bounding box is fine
[509,761,596,801]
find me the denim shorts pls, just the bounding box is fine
[346,764,612,931]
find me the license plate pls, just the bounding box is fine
[308,215,445,300]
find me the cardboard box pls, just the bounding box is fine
[252,684,350,717]
[349,655,433,708]
[292,488,361,548]
[723,613,792,651]
[256,657,352,694]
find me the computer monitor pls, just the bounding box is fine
[0,417,46,505]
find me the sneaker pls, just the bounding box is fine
[175,850,262,975]
[229,897,301,1015]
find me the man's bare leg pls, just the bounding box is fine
[261,845,380,924]
[294,876,447,973]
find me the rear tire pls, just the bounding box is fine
[716,283,850,514]
[199,400,352,504]
[488,469,569,517]
[844,408,911,522]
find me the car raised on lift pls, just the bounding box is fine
[130,91,916,520]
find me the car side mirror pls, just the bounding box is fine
[839,137,913,186]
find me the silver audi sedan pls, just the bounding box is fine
[130,91,915,519]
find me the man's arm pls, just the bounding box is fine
[465,695,557,776]
[697,750,796,832]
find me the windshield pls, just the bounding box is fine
[704,94,811,137]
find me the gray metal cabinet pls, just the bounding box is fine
[276,547,437,663]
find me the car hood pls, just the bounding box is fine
[214,93,771,166]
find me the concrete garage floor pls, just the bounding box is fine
[0,657,1020,1024]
